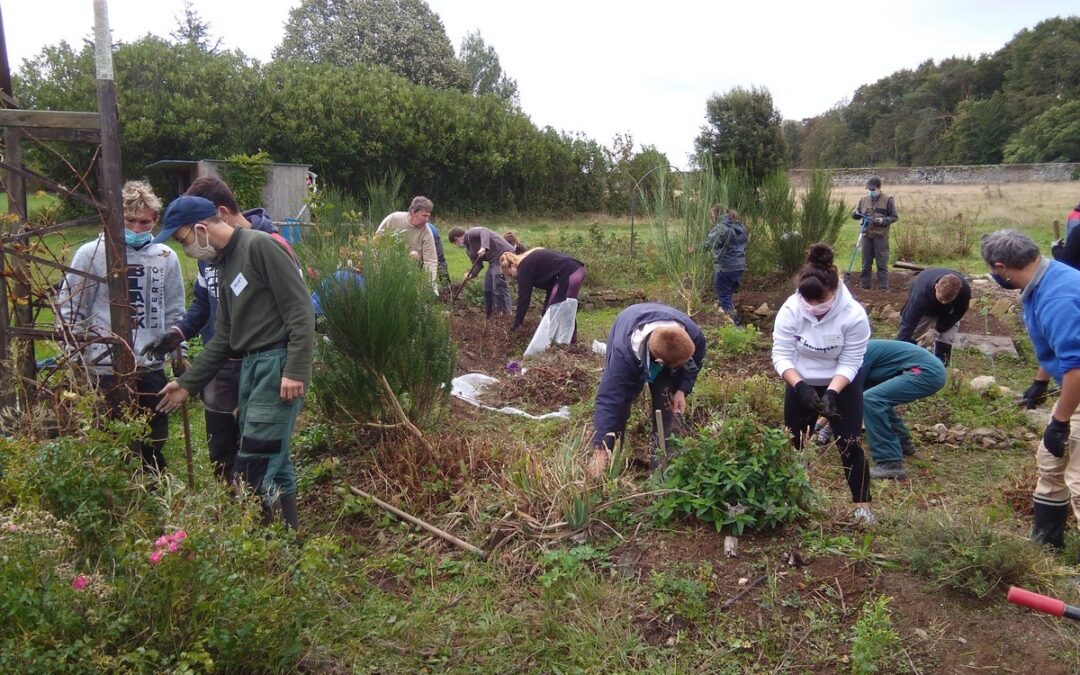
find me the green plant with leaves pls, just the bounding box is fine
[750,169,847,275]
[850,595,902,675]
[312,236,454,443]
[650,570,710,622]
[708,323,761,357]
[220,150,271,211]
[652,409,818,534]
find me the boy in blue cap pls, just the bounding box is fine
[154,195,315,528]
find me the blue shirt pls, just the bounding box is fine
[1021,259,1080,384]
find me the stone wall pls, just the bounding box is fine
[790,163,1080,186]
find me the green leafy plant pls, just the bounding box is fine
[652,409,818,534]
[220,150,271,211]
[709,323,761,357]
[538,545,609,590]
[650,570,710,622]
[850,595,901,675]
[365,169,405,233]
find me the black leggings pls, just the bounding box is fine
[784,374,870,503]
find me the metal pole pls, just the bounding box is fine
[94,0,135,404]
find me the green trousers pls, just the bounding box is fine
[233,348,302,500]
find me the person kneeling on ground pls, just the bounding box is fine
[981,229,1080,555]
[773,243,874,524]
[862,339,947,480]
[896,268,970,365]
[590,303,706,477]
[154,196,315,530]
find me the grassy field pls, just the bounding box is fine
[5,180,1080,672]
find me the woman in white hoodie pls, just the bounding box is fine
[772,244,873,523]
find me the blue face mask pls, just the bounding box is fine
[868,189,880,198]
[125,229,152,247]
[989,271,1017,290]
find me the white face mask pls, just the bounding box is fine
[182,223,220,263]
[799,294,834,317]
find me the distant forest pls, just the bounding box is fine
[786,16,1080,168]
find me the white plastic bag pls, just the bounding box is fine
[524,299,578,357]
[450,373,571,420]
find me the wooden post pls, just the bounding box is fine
[94,0,134,404]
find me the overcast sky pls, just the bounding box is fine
[4,1,1077,164]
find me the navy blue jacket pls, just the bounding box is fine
[896,267,970,342]
[174,208,281,344]
[705,215,748,272]
[592,303,706,445]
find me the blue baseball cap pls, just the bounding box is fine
[152,195,218,244]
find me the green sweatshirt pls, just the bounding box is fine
[180,227,315,394]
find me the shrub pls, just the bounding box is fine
[312,236,455,440]
[707,323,762,357]
[898,512,1053,598]
[850,595,902,675]
[364,169,405,232]
[893,209,977,264]
[652,409,818,534]
[750,169,848,275]
[220,150,271,211]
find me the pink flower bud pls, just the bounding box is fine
[71,575,89,590]
[167,542,180,553]
[172,530,187,541]
[149,550,164,565]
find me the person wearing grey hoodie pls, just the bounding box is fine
[57,180,185,473]
[705,204,748,315]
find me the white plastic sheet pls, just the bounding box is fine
[524,299,578,357]
[451,373,570,421]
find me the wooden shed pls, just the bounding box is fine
[146,159,315,223]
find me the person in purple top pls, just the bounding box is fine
[499,248,586,341]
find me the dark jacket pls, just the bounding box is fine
[511,249,584,330]
[591,303,706,445]
[855,193,899,238]
[1051,203,1080,270]
[428,222,447,267]
[705,214,748,272]
[896,267,970,342]
[174,208,292,344]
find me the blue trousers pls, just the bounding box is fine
[714,270,743,313]
[864,365,945,462]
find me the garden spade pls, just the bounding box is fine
[450,258,485,307]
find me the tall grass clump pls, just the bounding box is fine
[898,511,1057,598]
[893,207,979,264]
[749,169,848,274]
[312,237,455,445]
[365,169,405,232]
[645,161,751,314]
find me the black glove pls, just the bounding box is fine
[794,381,823,412]
[851,211,862,221]
[821,389,841,420]
[1043,417,1071,458]
[1021,380,1050,409]
[140,327,184,358]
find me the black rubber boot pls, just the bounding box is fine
[281,492,300,530]
[934,341,953,366]
[877,270,889,290]
[1032,501,1069,550]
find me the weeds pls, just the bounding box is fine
[850,595,902,675]
[894,206,979,263]
[899,511,1057,598]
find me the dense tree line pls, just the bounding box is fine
[789,16,1080,167]
[13,29,663,214]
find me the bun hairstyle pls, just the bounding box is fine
[796,243,839,301]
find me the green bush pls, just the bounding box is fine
[652,410,818,534]
[707,323,762,357]
[312,237,455,434]
[750,169,847,275]
[899,512,1053,598]
[221,150,272,211]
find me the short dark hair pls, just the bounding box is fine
[935,274,963,303]
[448,226,466,242]
[185,176,239,214]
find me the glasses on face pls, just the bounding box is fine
[173,225,196,245]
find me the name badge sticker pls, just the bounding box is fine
[230,273,249,297]
[823,334,843,348]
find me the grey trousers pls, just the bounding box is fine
[484,264,512,315]
[860,235,889,289]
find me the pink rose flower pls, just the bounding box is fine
[154,535,170,548]
[166,542,180,553]
[149,550,164,565]
[71,575,89,590]
[172,530,187,542]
